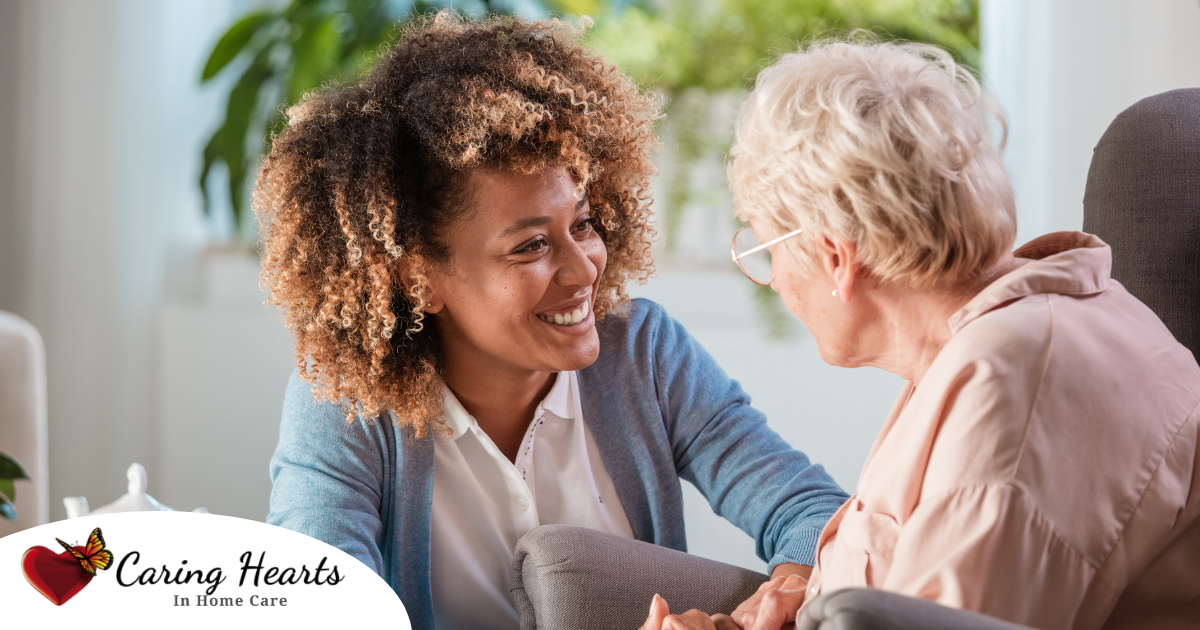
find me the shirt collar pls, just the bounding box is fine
[439,370,577,440]
[948,231,1112,334]
[541,371,575,421]
[440,386,474,439]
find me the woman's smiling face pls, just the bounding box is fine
[424,166,607,375]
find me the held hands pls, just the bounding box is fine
[639,563,812,630]
[639,594,741,630]
[729,565,810,630]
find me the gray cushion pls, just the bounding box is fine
[1083,88,1200,360]
[798,588,1033,630]
[511,525,767,630]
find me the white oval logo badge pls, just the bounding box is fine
[0,512,408,628]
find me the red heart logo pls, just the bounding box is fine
[22,545,93,606]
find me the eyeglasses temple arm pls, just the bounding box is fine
[732,227,804,260]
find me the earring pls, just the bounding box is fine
[832,290,838,297]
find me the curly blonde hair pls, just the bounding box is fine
[730,37,1015,288]
[256,11,660,435]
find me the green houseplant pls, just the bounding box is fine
[199,0,537,238]
[201,0,977,238]
[200,0,977,336]
[0,452,29,520]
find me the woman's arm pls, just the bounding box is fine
[266,370,393,575]
[647,303,849,569]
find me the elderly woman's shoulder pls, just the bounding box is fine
[941,293,1057,377]
[942,284,1199,391]
[924,283,1200,490]
[919,294,1081,496]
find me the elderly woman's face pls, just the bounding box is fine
[426,167,606,374]
[752,218,868,368]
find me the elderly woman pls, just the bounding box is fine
[645,39,1200,630]
[260,13,849,630]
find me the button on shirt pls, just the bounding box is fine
[429,371,634,630]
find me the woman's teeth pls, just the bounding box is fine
[539,300,590,326]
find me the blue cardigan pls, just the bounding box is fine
[267,299,848,628]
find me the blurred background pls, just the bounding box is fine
[0,0,1197,571]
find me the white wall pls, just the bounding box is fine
[0,0,244,521]
[982,0,1200,244]
[156,253,295,519]
[0,1,21,308]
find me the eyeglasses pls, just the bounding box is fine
[730,226,804,285]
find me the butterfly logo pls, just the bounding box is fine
[22,527,114,605]
[57,528,114,575]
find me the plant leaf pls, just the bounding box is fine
[0,452,28,479]
[202,11,275,81]
[544,0,603,15]
[0,478,13,503]
[288,16,341,104]
[0,492,14,521]
[198,46,276,229]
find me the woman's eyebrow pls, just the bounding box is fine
[496,199,588,239]
[497,216,551,238]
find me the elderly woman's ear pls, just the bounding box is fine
[814,234,861,303]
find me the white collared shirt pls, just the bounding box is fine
[429,371,634,630]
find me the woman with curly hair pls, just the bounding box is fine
[259,11,847,629]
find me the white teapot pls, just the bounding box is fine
[63,463,209,518]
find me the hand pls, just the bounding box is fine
[729,563,811,630]
[640,594,742,630]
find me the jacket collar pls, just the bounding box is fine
[948,231,1112,334]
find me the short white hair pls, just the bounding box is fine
[729,36,1016,288]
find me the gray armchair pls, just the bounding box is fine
[511,525,766,630]
[510,89,1200,630]
[1082,87,1200,360]
[797,589,1031,630]
[511,525,1033,630]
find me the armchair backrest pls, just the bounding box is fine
[1083,88,1200,359]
